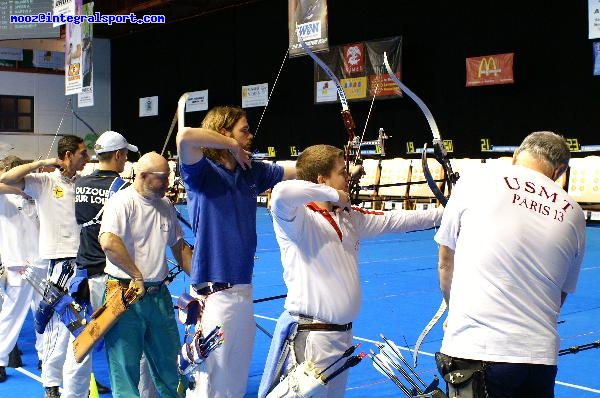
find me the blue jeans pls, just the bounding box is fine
[485,362,557,398]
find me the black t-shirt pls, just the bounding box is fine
[75,169,129,276]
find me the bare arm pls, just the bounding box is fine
[0,182,29,197]
[438,244,455,305]
[176,127,250,168]
[170,238,192,276]
[99,232,145,294]
[0,158,62,188]
[282,165,297,180]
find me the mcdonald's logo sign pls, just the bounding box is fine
[478,57,499,77]
[466,53,514,87]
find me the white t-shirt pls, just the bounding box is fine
[271,179,443,324]
[0,194,45,268]
[25,170,81,259]
[100,186,182,283]
[435,164,586,365]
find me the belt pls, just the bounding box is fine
[110,277,164,295]
[192,282,233,296]
[296,314,352,332]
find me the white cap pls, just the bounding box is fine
[94,131,138,154]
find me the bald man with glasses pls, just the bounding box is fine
[99,151,192,397]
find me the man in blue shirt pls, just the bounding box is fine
[177,105,295,397]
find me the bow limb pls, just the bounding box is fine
[298,36,362,203]
[382,52,458,206]
[297,38,357,160]
[412,299,447,368]
[71,107,98,137]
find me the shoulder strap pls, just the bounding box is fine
[81,177,127,228]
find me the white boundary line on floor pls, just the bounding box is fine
[13,366,42,382]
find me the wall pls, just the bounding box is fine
[0,38,111,161]
[110,0,600,159]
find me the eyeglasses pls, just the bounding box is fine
[142,171,170,179]
[144,171,169,175]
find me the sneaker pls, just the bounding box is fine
[44,386,60,398]
[95,380,111,394]
[7,345,22,368]
[0,366,6,382]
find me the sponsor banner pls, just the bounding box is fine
[341,76,367,100]
[316,80,337,103]
[33,50,65,69]
[312,36,402,104]
[594,42,600,76]
[186,90,209,112]
[139,96,159,117]
[466,53,514,87]
[65,0,83,95]
[241,83,268,108]
[77,1,94,107]
[78,85,93,107]
[0,48,23,61]
[369,73,401,97]
[590,0,600,39]
[342,42,365,75]
[289,0,329,57]
[53,0,76,27]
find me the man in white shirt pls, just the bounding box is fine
[0,135,90,398]
[0,156,47,383]
[434,131,586,397]
[259,144,443,398]
[99,151,192,398]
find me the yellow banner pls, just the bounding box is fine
[341,76,367,100]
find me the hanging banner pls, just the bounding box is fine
[341,42,365,74]
[289,0,328,57]
[313,36,402,104]
[65,0,83,95]
[594,42,600,76]
[186,90,209,112]
[53,0,76,27]
[316,80,337,102]
[466,53,514,87]
[78,1,94,107]
[139,96,159,117]
[241,83,268,108]
[340,77,367,100]
[590,0,600,39]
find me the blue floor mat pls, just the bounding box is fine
[1,206,599,397]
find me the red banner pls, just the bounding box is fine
[466,53,514,86]
[342,42,365,74]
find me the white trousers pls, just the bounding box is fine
[0,267,45,366]
[291,329,353,398]
[186,284,255,398]
[41,314,92,397]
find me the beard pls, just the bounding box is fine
[241,140,253,151]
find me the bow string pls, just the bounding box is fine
[382,52,459,367]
